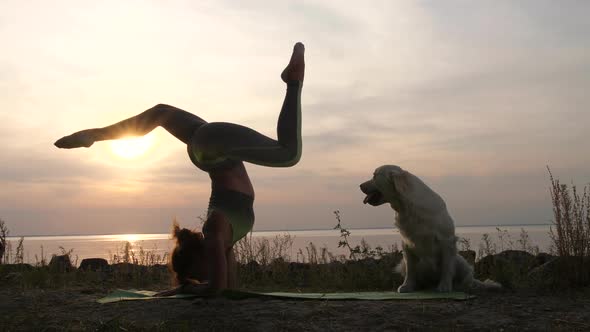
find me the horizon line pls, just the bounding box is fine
[7,223,553,238]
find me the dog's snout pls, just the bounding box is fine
[359,180,373,194]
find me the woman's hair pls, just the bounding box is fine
[169,220,204,285]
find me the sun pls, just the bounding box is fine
[110,133,155,159]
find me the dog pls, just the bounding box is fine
[360,165,498,292]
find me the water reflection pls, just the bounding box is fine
[116,234,140,244]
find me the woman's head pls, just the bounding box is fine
[169,221,207,284]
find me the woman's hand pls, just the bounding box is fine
[154,280,212,297]
[154,286,183,297]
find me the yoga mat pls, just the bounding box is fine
[98,289,474,304]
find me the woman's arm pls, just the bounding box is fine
[227,248,237,289]
[157,214,234,297]
[154,279,210,297]
[205,234,229,291]
[203,211,233,291]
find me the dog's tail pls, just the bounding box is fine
[394,261,404,275]
[471,278,502,291]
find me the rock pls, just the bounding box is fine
[151,264,169,274]
[475,250,536,278]
[495,250,536,263]
[271,257,287,265]
[79,258,109,271]
[0,263,34,273]
[3,272,23,283]
[242,260,260,273]
[459,250,476,266]
[327,261,345,270]
[533,252,555,268]
[348,257,379,268]
[111,262,144,272]
[49,254,74,272]
[528,256,560,276]
[528,256,590,287]
[287,262,309,273]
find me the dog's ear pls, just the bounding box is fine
[387,169,411,196]
[388,169,447,213]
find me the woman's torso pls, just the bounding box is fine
[209,162,255,198]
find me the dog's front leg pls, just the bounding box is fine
[436,239,456,292]
[398,244,417,293]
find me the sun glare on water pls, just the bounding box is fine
[110,133,155,159]
[119,234,140,243]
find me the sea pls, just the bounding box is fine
[4,225,553,265]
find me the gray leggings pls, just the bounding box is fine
[188,81,302,171]
[85,81,302,171]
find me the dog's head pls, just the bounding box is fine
[360,165,445,213]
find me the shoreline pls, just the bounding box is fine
[6,223,553,239]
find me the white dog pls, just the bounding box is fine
[360,165,496,292]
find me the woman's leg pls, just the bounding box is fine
[190,42,305,167]
[55,104,207,148]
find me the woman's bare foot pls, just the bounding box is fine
[281,42,305,83]
[54,129,96,149]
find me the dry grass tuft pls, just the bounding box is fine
[546,167,590,287]
[0,218,8,264]
[548,167,590,257]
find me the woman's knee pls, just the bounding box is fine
[145,104,172,122]
[191,123,218,149]
[282,147,301,166]
[153,103,174,110]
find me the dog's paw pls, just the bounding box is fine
[436,282,453,293]
[397,283,415,293]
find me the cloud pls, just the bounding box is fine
[0,0,589,235]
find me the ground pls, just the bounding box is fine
[1,287,589,331]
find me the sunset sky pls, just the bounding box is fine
[1,1,589,236]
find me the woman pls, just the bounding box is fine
[55,42,305,295]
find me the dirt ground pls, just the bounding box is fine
[1,288,589,331]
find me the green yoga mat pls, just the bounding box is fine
[98,289,474,304]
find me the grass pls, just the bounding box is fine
[233,213,404,291]
[544,166,590,287]
[0,218,403,292]
[0,218,9,264]
[0,221,576,292]
[0,240,170,291]
[470,168,590,290]
[548,167,590,258]
[1,168,589,292]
